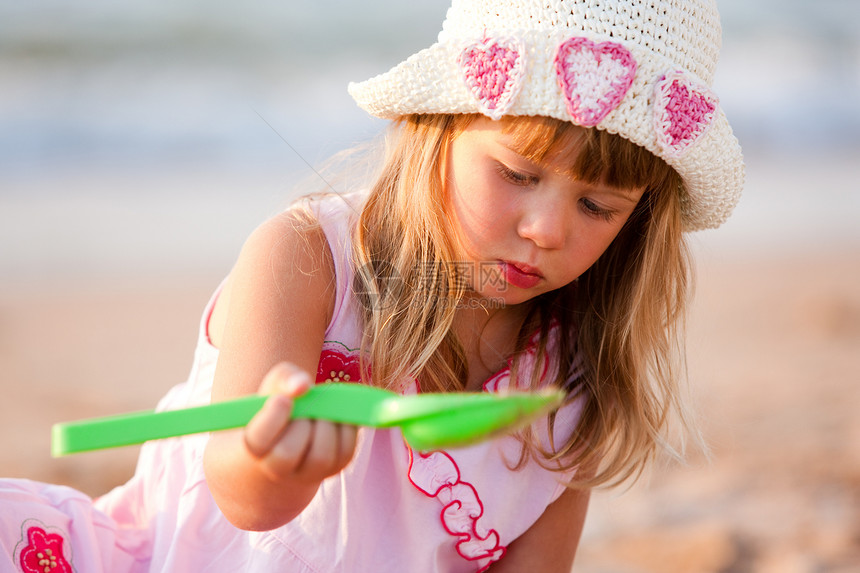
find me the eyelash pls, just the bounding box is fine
[497,162,618,222]
[496,163,538,186]
[580,198,616,222]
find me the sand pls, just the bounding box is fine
[0,277,218,493]
[2,247,859,572]
[578,248,860,572]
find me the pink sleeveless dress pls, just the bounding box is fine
[0,193,583,573]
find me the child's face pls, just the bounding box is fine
[443,116,645,306]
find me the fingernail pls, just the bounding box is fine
[280,371,312,394]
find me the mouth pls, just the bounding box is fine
[500,261,543,289]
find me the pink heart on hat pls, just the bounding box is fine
[555,37,637,127]
[459,37,526,120]
[654,71,718,157]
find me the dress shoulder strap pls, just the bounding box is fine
[306,192,367,349]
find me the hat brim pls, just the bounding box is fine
[349,31,743,231]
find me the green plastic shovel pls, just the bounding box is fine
[52,383,564,456]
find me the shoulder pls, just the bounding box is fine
[208,208,336,351]
[230,207,336,310]
[248,205,332,259]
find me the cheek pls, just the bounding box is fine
[448,173,499,241]
[445,175,481,257]
[572,221,628,272]
[594,228,623,256]
[450,192,490,255]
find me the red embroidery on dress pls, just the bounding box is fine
[17,525,73,573]
[403,322,571,571]
[483,329,552,393]
[407,448,506,571]
[316,340,363,384]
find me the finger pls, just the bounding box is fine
[244,393,293,458]
[293,419,339,480]
[335,424,359,470]
[245,363,313,457]
[260,418,315,478]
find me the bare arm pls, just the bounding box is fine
[202,211,357,531]
[487,485,591,572]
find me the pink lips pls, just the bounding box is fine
[501,261,542,289]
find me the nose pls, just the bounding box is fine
[517,196,567,250]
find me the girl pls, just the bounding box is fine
[2,0,743,571]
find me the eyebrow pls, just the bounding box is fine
[500,141,642,203]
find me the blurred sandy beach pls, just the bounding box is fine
[2,0,860,571]
[3,160,859,573]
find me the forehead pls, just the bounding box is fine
[455,115,580,157]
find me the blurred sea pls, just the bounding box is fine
[1,0,859,280]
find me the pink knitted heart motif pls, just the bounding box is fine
[654,71,718,157]
[459,37,525,120]
[554,37,637,127]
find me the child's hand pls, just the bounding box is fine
[243,362,358,485]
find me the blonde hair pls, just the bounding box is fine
[351,114,692,488]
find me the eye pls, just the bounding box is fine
[580,198,617,222]
[496,163,538,187]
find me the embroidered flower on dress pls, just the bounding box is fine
[316,340,363,384]
[17,526,73,573]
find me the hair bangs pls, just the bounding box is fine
[500,116,679,194]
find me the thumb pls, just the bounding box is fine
[259,362,313,397]
[244,363,312,458]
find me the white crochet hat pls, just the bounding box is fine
[348,0,744,231]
